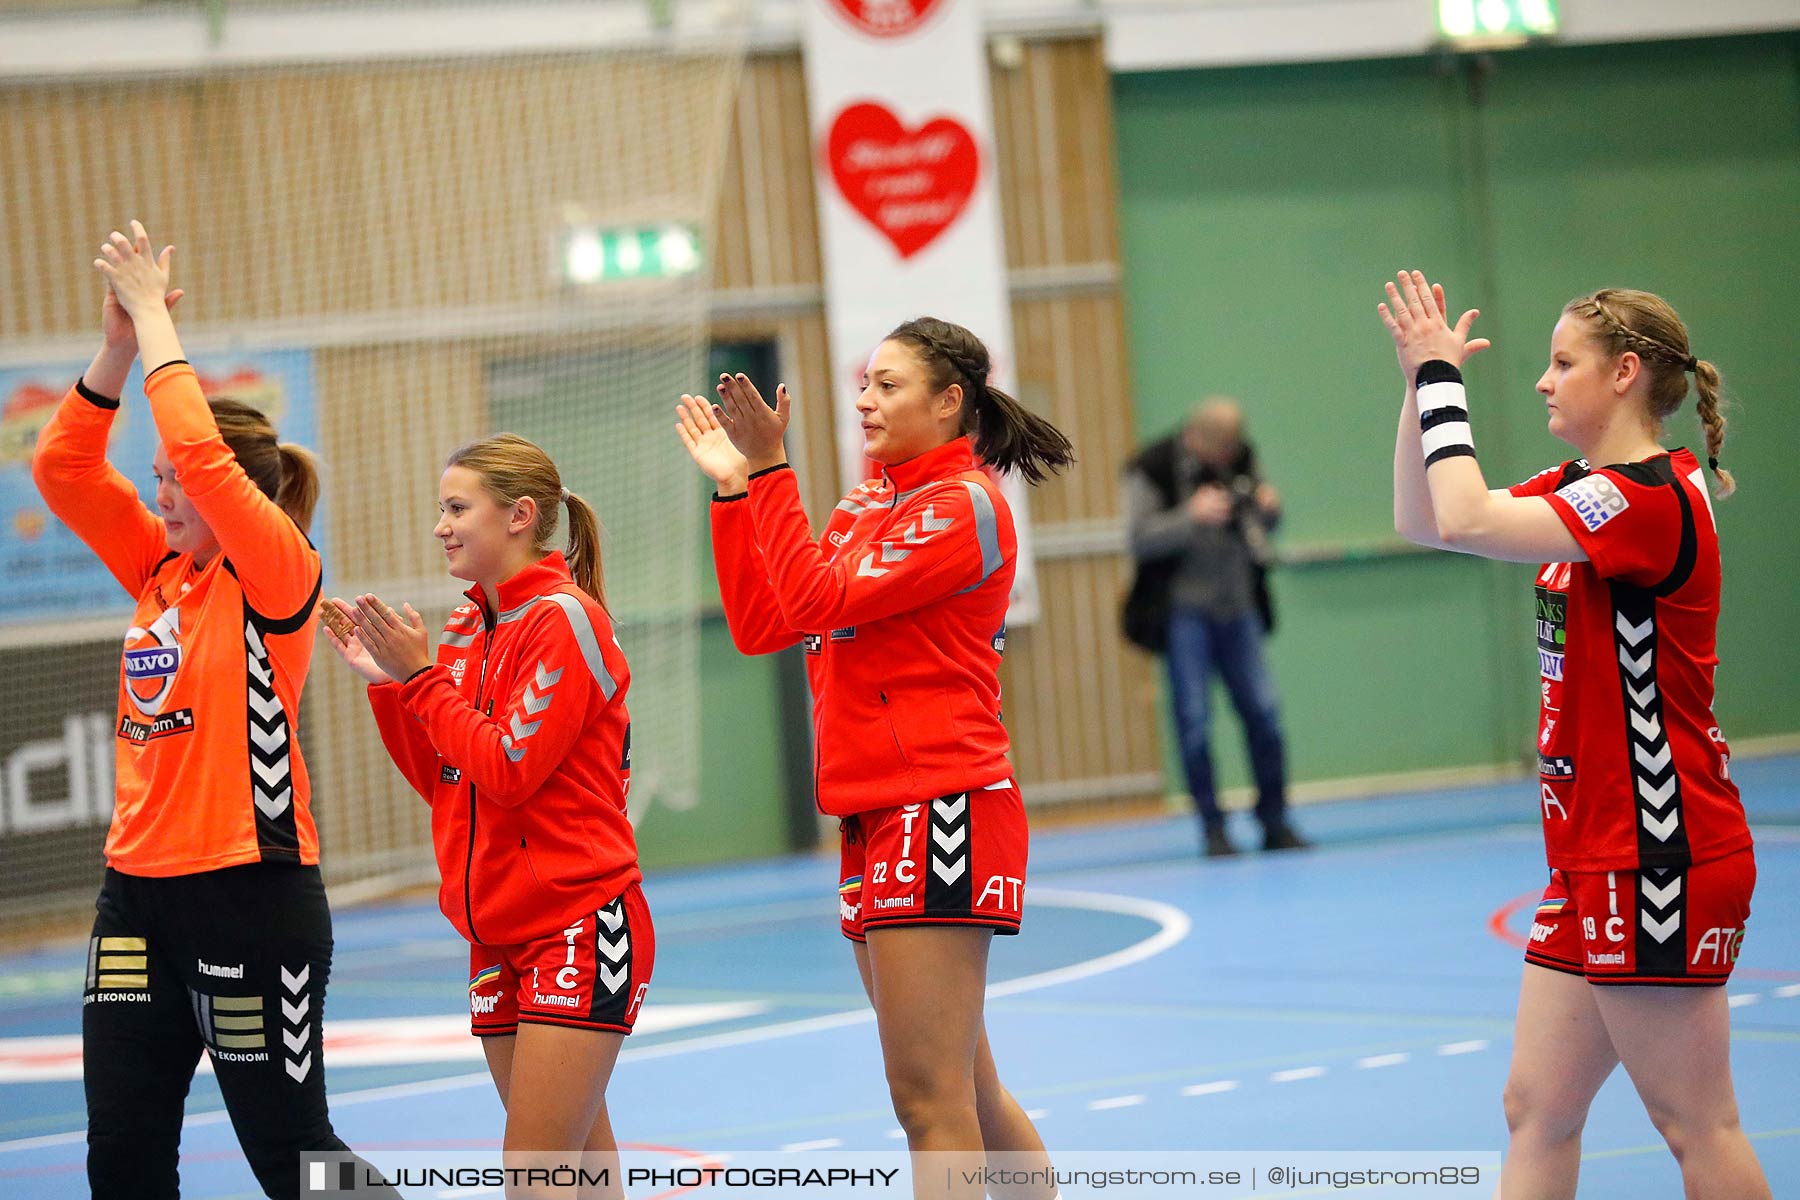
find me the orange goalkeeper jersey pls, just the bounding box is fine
[32,362,323,876]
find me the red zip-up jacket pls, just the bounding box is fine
[711,436,1016,816]
[367,552,639,946]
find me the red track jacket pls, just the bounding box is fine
[368,553,639,945]
[711,436,1016,816]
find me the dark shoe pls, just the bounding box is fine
[1203,826,1240,858]
[1261,824,1311,852]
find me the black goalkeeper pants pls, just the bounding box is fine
[82,862,397,1198]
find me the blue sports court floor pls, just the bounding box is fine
[2,754,1796,1198]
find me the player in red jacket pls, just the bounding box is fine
[323,434,646,1199]
[678,317,1073,1199]
[1383,272,1767,1199]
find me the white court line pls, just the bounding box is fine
[592,887,1191,1064]
[1775,985,1800,999]
[0,1004,771,1084]
[1270,1066,1326,1083]
[1087,1095,1146,1111]
[780,1138,843,1152]
[0,887,1190,1154]
[1357,1053,1410,1069]
[1727,994,1760,1008]
[1437,1040,1489,1056]
[1181,1080,1239,1097]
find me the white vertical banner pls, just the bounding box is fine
[801,0,1040,623]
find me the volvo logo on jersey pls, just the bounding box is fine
[122,606,183,717]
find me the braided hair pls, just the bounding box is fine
[1564,288,1734,495]
[883,317,1075,484]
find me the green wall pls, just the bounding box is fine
[638,342,805,868]
[634,613,795,868]
[489,341,800,868]
[1114,35,1800,790]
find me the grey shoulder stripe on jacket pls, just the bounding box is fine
[495,598,537,626]
[956,479,1005,595]
[533,593,619,701]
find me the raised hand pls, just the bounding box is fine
[1377,270,1492,381]
[94,221,175,322]
[675,393,750,492]
[319,598,394,685]
[101,282,182,353]
[350,594,432,682]
[712,372,791,473]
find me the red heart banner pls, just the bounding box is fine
[826,0,944,38]
[825,102,979,261]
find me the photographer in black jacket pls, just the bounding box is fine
[1122,398,1308,857]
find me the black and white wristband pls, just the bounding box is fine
[1416,360,1474,467]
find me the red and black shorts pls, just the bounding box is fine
[467,883,654,1035]
[1524,847,1754,986]
[838,779,1028,942]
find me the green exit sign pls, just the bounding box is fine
[1439,0,1560,44]
[561,223,703,284]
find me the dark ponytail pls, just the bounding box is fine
[885,316,1075,485]
[210,395,320,533]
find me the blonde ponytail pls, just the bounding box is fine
[1691,358,1735,497]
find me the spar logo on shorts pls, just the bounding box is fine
[839,874,863,923]
[469,963,501,1015]
[1555,474,1630,532]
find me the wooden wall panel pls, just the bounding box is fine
[991,36,1123,271]
[0,51,740,339]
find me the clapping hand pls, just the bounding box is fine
[101,280,181,354]
[93,221,175,324]
[675,393,750,493]
[349,594,432,682]
[711,372,792,473]
[319,598,393,685]
[1377,270,1491,382]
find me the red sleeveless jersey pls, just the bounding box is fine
[1510,449,1750,872]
